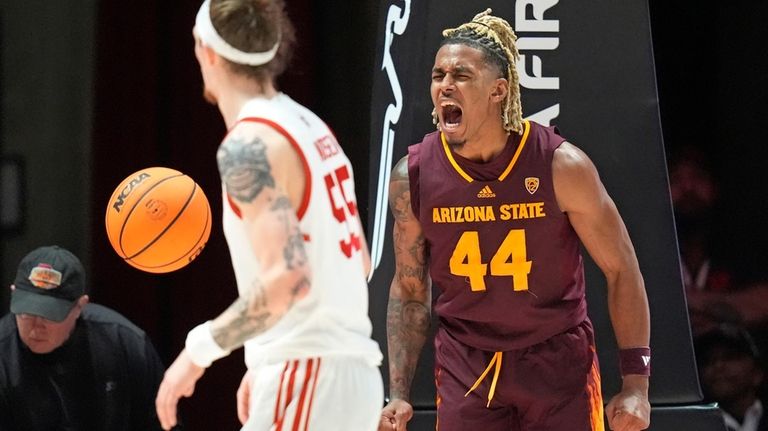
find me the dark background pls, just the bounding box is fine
[651,3,768,284]
[1,1,766,429]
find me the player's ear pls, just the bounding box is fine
[202,44,219,66]
[490,78,508,102]
[194,37,218,66]
[192,28,217,66]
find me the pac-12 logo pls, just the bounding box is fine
[112,172,151,213]
[525,177,540,195]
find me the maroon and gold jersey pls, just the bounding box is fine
[408,120,587,351]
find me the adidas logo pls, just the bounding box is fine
[477,185,496,198]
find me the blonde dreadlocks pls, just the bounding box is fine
[439,9,523,134]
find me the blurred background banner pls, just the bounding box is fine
[366,0,700,409]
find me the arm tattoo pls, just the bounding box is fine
[392,223,428,288]
[390,181,413,223]
[387,296,430,400]
[396,265,427,284]
[217,135,275,203]
[408,235,427,266]
[289,277,311,307]
[386,156,431,400]
[284,232,307,270]
[271,196,308,270]
[212,276,310,350]
[212,279,271,350]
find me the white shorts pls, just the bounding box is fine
[241,355,384,431]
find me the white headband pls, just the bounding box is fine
[195,0,280,66]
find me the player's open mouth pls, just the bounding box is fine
[441,103,463,130]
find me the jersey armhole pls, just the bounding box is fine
[235,117,312,220]
[547,124,568,149]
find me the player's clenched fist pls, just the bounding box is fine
[379,399,414,431]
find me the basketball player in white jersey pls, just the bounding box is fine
[155,1,384,429]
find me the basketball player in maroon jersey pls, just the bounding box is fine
[380,10,651,431]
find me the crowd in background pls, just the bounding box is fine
[669,145,768,431]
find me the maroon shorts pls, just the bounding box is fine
[434,320,604,431]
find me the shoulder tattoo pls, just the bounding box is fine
[217,135,275,203]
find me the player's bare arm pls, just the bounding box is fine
[370,156,427,429]
[387,155,431,403]
[381,155,430,431]
[553,141,650,430]
[211,124,311,351]
[553,142,649,352]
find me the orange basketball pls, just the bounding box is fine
[105,167,212,273]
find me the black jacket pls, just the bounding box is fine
[0,303,170,430]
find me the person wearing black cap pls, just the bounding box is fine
[696,324,768,431]
[0,245,174,430]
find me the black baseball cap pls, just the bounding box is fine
[10,246,86,322]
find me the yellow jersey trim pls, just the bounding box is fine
[498,120,530,181]
[440,120,531,184]
[440,132,474,183]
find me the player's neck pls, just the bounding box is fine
[451,126,510,163]
[219,80,277,129]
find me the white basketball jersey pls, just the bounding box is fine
[221,93,382,368]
